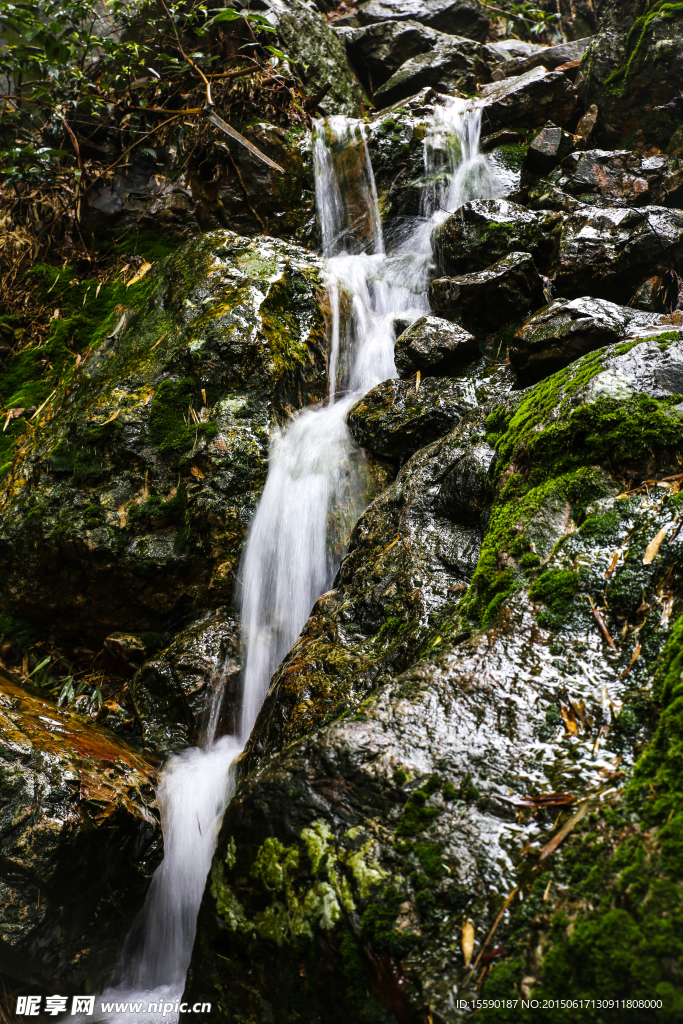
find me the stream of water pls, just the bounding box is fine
[97,97,498,1023]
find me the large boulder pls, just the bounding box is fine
[344,19,441,88]
[185,333,683,1020]
[579,0,683,148]
[501,36,592,78]
[429,251,545,333]
[130,612,242,756]
[0,669,160,991]
[551,205,683,303]
[434,198,564,276]
[0,232,330,645]
[355,0,490,41]
[476,66,578,136]
[548,149,683,208]
[268,0,365,117]
[373,34,490,107]
[393,314,477,377]
[509,296,669,382]
[346,374,478,459]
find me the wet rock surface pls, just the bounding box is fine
[346,374,478,459]
[354,0,490,41]
[476,67,578,137]
[393,314,477,377]
[509,296,671,382]
[547,149,683,208]
[0,231,330,644]
[429,251,545,333]
[552,204,683,303]
[186,331,683,1020]
[130,612,242,756]
[435,199,563,276]
[373,35,490,108]
[0,668,160,990]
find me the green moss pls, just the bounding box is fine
[129,488,187,531]
[360,884,417,957]
[607,1,683,97]
[149,378,217,460]
[528,569,581,615]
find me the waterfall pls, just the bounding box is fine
[94,95,496,1024]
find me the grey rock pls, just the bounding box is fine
[394,314,478,377]
[373,34,490,107]
[355,0,490,41]
[548,149,683,208]
[509,296,670,383]
[476,66,578,136]
[501,36,591,78]
[344,19,441,87]
[524,121,580,176]
[347,374,479,459]
[429,251,545,333]
[436,440,496,527]
[552,205,683,303]
[434,198,564,276]
[130,613,242,756]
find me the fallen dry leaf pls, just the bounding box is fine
[190,466,205,479]
[560,701,578,736]
[462,920,475,969]
[126,261,152,288]
[605,551,619,580]
[643,525,669,564]
[539,800,589,861]
[100,409,120,427]
[415,370,421,392]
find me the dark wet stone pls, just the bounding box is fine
[524,121,580,177]
[551,205,683,303]
[347,374,478,460]
[476,66,578,137]
[355,0,490,41]
[373,34,490,107]
[580,0,683,148]
[436,440,496,527]
[501,36,591,78]
[0,669,160,990]
[130,612,241,756]
[0,232,330,644]
[548,149,683,208]
[434,198,564,277]
[344,19,441,88]
[429,251,545,333]
[275,0,365,117]
[393,314,477,377]
[509,296,668,383]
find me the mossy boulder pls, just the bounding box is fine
[580,0,683,148]
[185,378,683,1017]
[0,231,330,646]
[0,668,160,991]
[509,296,667,383]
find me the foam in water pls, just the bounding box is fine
[97,95,497,1023]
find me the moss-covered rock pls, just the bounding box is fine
[509,297,667,383]
[0,668,160,991]
[0,231,330,646]
[579,0,683,149]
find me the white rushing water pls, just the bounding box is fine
[97,96,498,1023]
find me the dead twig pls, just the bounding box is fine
[588,595,617,650]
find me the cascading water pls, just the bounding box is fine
[95,95,499,1024]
